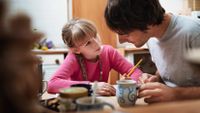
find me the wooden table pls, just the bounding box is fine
[32,48,68,55]
[42,92,200,113]
[41,91,147,110]
[92,99,200,113]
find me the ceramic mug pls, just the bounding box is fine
[116,80,138,107]
[76,97,115,111]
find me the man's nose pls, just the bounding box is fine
[118,35,128,44]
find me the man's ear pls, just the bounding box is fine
[70,47,81,54]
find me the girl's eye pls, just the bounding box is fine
[85,41,91,46]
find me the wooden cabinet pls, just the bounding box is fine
[187,0,200,11]
[33,49,68,81]
[72,0,119,84]
[108,48,125,84]
[37,54,64,81]
[72,0,117,47]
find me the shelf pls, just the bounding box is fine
[125,48,148,53]
[32,48,68,55]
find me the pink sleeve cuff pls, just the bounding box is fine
[130,68,143,81]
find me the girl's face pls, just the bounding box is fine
[76,35,102,60]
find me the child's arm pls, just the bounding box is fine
[108,46,143,81]
[47,53,90,94]
[47,77,90,94]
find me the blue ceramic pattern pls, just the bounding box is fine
[116,83,137,107]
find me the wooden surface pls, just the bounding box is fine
[131,100,199,113]
[120,99,200,113]
[108,48,125,85]
[188,0,200,11]
[125,48,149,54]
[42,92,200,113]
[72,0,117,47]
[32,48,68,55]
[85,99,200,113]
[32,48,148,55]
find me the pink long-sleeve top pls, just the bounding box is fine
[48,45,142,93]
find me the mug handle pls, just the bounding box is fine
[102,102,115,110]
[136,84,140,98]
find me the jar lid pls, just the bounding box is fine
[59,87,88,99]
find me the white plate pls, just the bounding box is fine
[185,48,200,64]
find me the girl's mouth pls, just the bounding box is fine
[96,47,101,51]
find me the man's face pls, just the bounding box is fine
[118,30,151,47]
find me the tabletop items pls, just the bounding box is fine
[41,81,142,112]
[40,80,200,113]
[58,87,88,112]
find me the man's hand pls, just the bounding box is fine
[138,73,160,84]
[95,82,116,96]
[138,82,176,103]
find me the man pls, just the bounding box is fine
[104,0,200,103]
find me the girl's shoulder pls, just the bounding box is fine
[66,52,76,59]
[101,45,115,52]
[64,52,78,63]
[100,45,118,57]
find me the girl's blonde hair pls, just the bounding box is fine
[62,19,97,48]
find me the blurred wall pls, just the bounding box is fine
[8,0,71,48]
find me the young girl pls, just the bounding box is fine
[47,19,142,96]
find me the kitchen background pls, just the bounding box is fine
[7,0,200,81]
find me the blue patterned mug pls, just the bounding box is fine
[116,80,138,107]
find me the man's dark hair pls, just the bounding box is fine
[104,0,165,35]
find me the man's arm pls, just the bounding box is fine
[174,87,200,100]
[139,70,164,84]
[154,71,200,100]
[139,82,200,103]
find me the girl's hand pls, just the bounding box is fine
[95,82,116,96]
[120,73,132,80]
